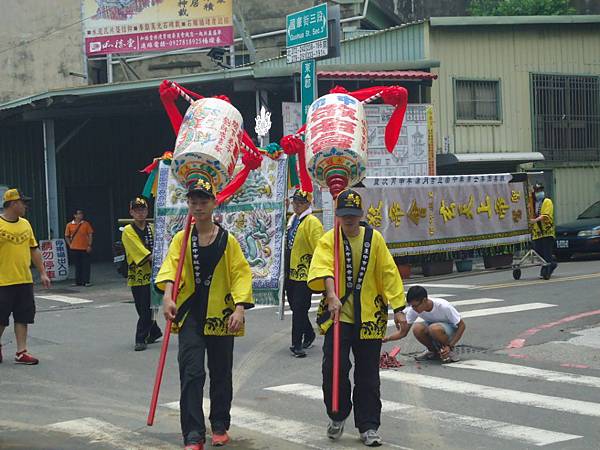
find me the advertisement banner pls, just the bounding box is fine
[39,239,70,282]
[356,174,530,256]
[152,156,288,305]
[83,0,233,56]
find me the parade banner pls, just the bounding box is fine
[39,239,69,282]
[83,0,233,56]
[282,102,434,177]
[152,157,287,305]
[355,174,530,256]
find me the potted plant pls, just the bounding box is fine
[394,256,412,279]
[454,250,474,272]
[482,245,514,269]
[421,252,453,277]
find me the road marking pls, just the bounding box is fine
[387,303,555,326]
[36,295,92,304]
[46,417,173,449]
[380,371,600,418]
[162,400,412,450]
[448,298,504,306]
[481,272,600,290]
[449,360,600,389]
[265,383,581,447]
[407,283,478,289]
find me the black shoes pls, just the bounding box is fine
[302,334,316,349]
[289,346,307,358]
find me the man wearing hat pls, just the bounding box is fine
[122,196,162,351]
[156,178,254,450]
[285,189,323,357]
[0,189,51,365]
[530,182,558,279]
[307,189,407,447]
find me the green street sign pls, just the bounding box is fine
[286,3,328,48]
[301,59,316,123]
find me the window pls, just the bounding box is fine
[532,74,600,162]
[454,79,501,121]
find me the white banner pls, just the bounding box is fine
[354,175,530,256]
[39,239,69,281]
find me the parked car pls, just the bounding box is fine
[554,200,600,260]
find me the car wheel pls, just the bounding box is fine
[555,252,572,262]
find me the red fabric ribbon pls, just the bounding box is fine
[280,134,313,193]
[140,151,173,174]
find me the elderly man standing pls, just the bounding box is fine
[0,189,51,365]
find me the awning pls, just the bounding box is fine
[317,70,437,80]
[436,152,545,175]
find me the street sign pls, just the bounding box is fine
[301,59,317,123]
[286,3,328,64]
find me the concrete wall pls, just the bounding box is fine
[428,23,600,155]
[0,0,85,103]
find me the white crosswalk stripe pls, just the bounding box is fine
[36,294,92,304]
[449,360,600,389]
[380,371,600,418]
[265,383,582,447]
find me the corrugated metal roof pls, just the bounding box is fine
[317,70,437,80]
[430,15,600,27]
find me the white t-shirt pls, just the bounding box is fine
[406,297,461,326]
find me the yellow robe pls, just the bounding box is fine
[155,228,254,336]
[288,214,324,282]
[532,198,555,240]
[307,226,406,339]
[122,223,153,287]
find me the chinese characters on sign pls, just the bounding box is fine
[356,175,530,256]
[285,3,328,64]
[83,0,233,55]
[39,239,69,282]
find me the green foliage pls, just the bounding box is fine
[468,0,576,16]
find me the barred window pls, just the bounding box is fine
[455,79,501,121]
[532,74,600,162]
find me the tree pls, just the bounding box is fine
[468,0,576,16]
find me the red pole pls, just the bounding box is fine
[147,213,194,426]
[332,215,341,412]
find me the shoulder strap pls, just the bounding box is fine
[69,222,84,240]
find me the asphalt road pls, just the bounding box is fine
[1,258,600,450]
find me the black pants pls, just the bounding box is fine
[533,237,558,277]
[70,250,91,285]
[286,279,316,349]
[178,313,234,445]
[131,285,162,344]
[322,323,382,433]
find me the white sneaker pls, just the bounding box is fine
[327,419,345,440]
[360,429,382,447]
[414,350,437,361]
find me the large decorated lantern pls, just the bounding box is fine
[305,93,368,196]
[172,97,244,192]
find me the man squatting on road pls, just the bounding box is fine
[384,285,466,363]
[156,178,254,450]
[307,189,408,447]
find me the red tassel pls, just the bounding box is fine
[381,86,408,152]
[159,80,184,135]
[296,144,313,193]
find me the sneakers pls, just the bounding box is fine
[134,342,147,351]
[84,283,93,287]
[360,429,383,447]
[302,334,316,349]
[183,444,203,450]
[289,346,307,358]
[15,350,39,365]
[211,431,230,446]
[146,330,163,344]
[327,419,345,440]
[441,350,460,363]
[414,350,437,361]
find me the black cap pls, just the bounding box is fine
[335,189,363,217]
[533,182,544,191]
[186,178,216,199]
[291,188,313,203]
[129,196,149,209]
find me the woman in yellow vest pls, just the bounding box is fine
[121,196,162,351]
[530,182,558,280]
[156,179,254,450]
[307,189,407,447]
[285,189,324,358]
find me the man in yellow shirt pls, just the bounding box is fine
[285,189,323,357]
[307,189,407,447]
[0,189,51,365]
[530,182,558,280]
[156,178,254,450]
[122,197,162,351]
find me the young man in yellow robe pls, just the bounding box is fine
[156,179,254,450]
[121,196,162,351]
[285,189,323,357]
[307,189,407,447]
[530,182,558,279]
